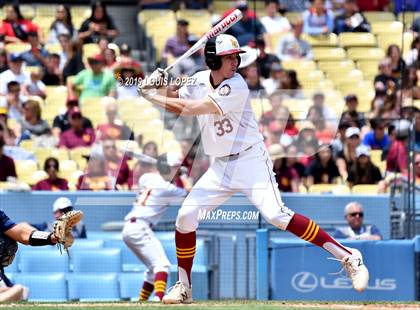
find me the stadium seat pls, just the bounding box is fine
[30,170,48,185]
[397,12,420,25]
[251,98,271,120]
[328,69,364,85]
[82,43,101,60]
[4,43,30,54]
[371,21,403,34]
[20,4,35,20]
[351,184,381,195]
[317,60,355,74]
[162,139,182,154]
[59,159,78,176]
[103,239,145,272]
[347,47,385,61]
[35,148,69,165]
[15,160,38,179]
[72,249,121,273]
[338,32,376,48]
[67,273,119,301]
[15,273,67,301]
[138,9,175,26]
[357,60,380,80]
[176,10,211,37]
[119,273,143,300]
[376,32,414,55]
[86,231,122,240]
[20,249,70,273]
[270,32,289,50]
[301,33,338,47]
[363,11,395,23]
[45,43,62,54]
[69,239,104,250]
[281,59,317,73]
[308,184,351,195]
[312,47,346,61]
[20,140,34,152]
[69,147,91,163]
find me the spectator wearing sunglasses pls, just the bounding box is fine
[58,107,96,149]
[32,157,69,191]
[334,202,382,240]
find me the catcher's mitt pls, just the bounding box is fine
[53,210,84,251]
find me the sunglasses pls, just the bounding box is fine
[348,212,364,217]
[47,164,58,169]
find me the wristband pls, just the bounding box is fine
[29,231,54,246]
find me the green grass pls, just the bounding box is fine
[0,300,419,310]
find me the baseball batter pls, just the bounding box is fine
[138,34,369,304]
[122,153,191,301]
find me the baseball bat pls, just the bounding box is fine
[164,9,243,73]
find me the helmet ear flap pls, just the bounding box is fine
[236,55,241,69]
[205,38,222,70]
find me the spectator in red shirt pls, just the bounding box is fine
[32,157,69,191]
[356,0,389,11]
[59,107,96,149]
[0,136,17,181]
[77,155,114,190]
[96,97,133,140]
[102,139,131,189]
[269,143,299,192]
[1,4,40,43]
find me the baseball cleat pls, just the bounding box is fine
[162,281,192,304]
[342,248,369,292]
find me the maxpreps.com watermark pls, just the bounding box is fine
[198,209,259,221]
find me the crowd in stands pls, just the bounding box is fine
[0,0,419,194]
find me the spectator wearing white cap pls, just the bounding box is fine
[347,145,383,189]
[31,197,86,239]
[336,127,361,181]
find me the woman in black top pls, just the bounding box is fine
[78,1,118,44]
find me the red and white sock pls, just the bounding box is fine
[139,281,153,301]
[153,271,168,300]
[175,230,196,287]
[287,213,352,259]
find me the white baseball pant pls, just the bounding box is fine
[176,141,295,233]
[122,219,170,283]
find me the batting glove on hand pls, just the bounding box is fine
[137,86,157,98]
[53,210,83,252]
[140,68,168,89]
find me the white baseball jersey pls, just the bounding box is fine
[124,173,187,226]
[179,70,263,157]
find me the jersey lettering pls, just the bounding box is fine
[214,118,233,136]
[137,188,152,206]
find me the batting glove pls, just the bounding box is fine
[140,68,168,89]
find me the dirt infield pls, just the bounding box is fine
[0,301,419,310]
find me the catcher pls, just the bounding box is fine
[0,208,83,301]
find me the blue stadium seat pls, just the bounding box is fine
[70,239,104,250]
[20,249,70,273]
[87,231,122,240]
[15,273,67,301]
[119,273,143,300]
[72,249,121,273]
[67,273,119,301]
[103,240,146,272]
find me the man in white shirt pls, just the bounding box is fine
[138,34,369,304]
[0,54,30,95]
[260,0,291,34]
